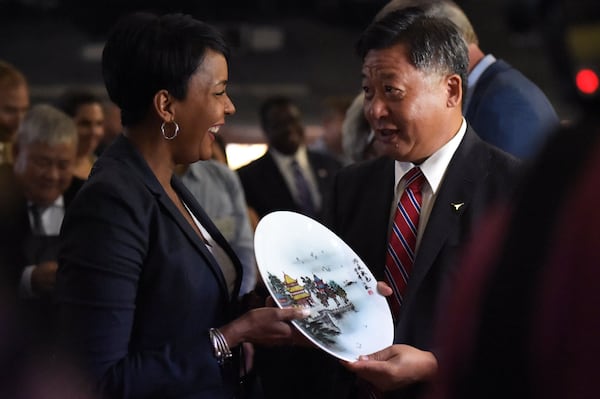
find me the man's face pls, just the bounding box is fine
[0,84,30,141]
[13,140,77,206]
[263,104,305,155]
[361,43,458,164]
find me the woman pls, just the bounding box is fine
[55,12,307,399]
[54,89,105,179]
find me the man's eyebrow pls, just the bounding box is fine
[360,71,397,80]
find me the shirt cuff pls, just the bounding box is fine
[19,265,37,298]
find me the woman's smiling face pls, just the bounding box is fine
[172,49,236,164]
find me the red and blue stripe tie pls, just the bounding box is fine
[384,167,425,320]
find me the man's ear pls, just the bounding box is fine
[446,74,462,109]
[154,89,175,122]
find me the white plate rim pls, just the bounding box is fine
[254,210,394,362]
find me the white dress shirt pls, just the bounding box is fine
[391,118,467,250]
[269,146,322,210]
[20,196,65,298]
[184,202,237,299]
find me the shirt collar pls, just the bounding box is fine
[394,117,467,195]
[468,54,496,89]
[270,145,309,169]
[27,195,64,212]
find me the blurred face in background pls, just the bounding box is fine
[263,103,305,155]
[13,139,77,206]
[102,101,122,143]
[0,82,30,141]
[321,109,345,151]
[73,102,104,158]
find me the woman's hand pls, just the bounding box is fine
[341,344,438,392]
[220,306,310,348]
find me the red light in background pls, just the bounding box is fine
[575,69,599,95]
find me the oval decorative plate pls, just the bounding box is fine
[254,211,394,362]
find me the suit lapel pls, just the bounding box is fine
[263,152,297,206]
[366,159,397,279]
[173,176,243,298]
[154,178,233,300]
[109,136,233,299]
[307,151,333,194]
[407,128,486,297]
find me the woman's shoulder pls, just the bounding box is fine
[73,155,157,217]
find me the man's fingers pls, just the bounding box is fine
[377,281,393,297]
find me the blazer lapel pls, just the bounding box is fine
[173,176,243,298]
[154,179,233,300]
[406,128,484,297]
[108,136,233,299]
[264,152,297,205]
[307,151,333,193]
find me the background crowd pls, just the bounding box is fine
[0,0,597,398]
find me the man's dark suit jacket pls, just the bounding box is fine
[323,127,522,398]
[237,149,341,220]
[466,59,559,159]
[56,136,244,399]
[0,164,84,287]
[0,164,84,346]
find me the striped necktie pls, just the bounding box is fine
[384,167,425,320]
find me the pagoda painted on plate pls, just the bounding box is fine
[267,271,356,345]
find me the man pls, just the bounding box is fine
[345,0,559,160]
[237,96,342,222]
[237,96,342,398]
[426,1,600,398]
[324,10,521,398]
[0,60,30,164]
[0,104,84,349]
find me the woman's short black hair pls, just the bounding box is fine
[102,12,230,127]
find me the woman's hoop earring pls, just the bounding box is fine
[161,121,180,140]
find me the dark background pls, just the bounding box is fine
[0,0,573,142]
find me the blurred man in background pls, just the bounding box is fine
[0,60,30,164]
[0,104,84,351]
